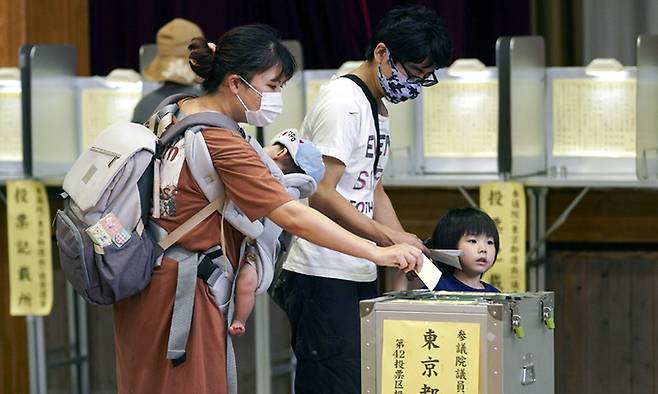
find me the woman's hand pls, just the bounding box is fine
[370,243,423,273]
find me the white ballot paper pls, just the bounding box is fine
[416,254,442,290]
[429,249,463,270]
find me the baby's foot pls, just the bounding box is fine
[229,320,246,337]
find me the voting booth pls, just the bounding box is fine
[545,60,636,177]
[541,32,658,181]
[497,36,547,177]
[406,36,546,181]
[20,44,78,178]
[0,68,23,178]
[361,291,555,394]
[415,59,499,175]
[76,69,143,150]
[636,34,658,181]
[17,45,147,180]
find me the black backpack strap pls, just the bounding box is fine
[341,74,381,178]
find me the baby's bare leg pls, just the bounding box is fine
[228,263,258,337]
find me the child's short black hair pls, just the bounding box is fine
[365,5,453,68]
[427,207,500,274]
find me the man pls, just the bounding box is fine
[132,18,203,123]
[280,5,453,394]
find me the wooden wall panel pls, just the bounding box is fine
[546,188,658,243]
[0,200,29,394]
[87,305,116,392]
[548,251,658,394]
[386,186,480,240]
[388,187,658,244]
[24,0,89,75]
[0,0,89,75]
[607,261,632,393]
[0,0,26,67]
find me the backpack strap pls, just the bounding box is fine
[157,195,225,250]
[341,74,382,178]
[158,111,245,158]
[150,100,247,384]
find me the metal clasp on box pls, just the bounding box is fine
[540,299,556,329]
[521,353,536,385]
[510,302,525,339]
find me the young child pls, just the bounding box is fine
[428,207,500,292]
[229,129,325,336]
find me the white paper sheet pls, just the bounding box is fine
[416,254,442,290]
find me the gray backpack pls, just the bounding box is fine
[54,96,243,305]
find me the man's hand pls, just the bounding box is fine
[375,222,429,253]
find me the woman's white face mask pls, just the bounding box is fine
[235,76,283,127]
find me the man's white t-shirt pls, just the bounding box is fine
[283,76,390,282]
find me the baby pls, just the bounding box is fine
[229,129,325,336]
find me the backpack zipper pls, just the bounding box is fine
[90,146,121,167]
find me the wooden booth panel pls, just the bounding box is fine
[0,201,29,394]
[24,0,89,75]
[386,187,480,240]
[546,188,658,244]
[0,0,89,75]
[548,250,658,394]
[388,187,658,244]
[0,0,27,66]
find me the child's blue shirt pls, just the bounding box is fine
[433,273,500,292]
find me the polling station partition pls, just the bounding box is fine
[414,59,500,175]
[20,44,78,179]
[636,34,658,182]
[0,68,23,179]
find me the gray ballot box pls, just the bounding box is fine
[360,290,555,394]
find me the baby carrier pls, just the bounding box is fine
[55,93,315,394]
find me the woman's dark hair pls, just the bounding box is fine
[428,207,500,275]
[365,5,453,68]
[188,24,296,93]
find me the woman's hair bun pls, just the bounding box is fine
[188,37,216,80]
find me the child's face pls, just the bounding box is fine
[266,146,297,174]
[274,151,298,174]
[456,233,496,277]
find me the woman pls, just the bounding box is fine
[112,24,422,394]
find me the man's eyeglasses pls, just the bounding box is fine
[398,62,439,87]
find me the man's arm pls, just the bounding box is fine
[309,157,426,250]
[373,181,427,250]
[309,156,390,244]
[372,181,404,231]
[373,181,428,290]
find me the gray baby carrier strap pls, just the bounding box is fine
[150,97,245,393]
